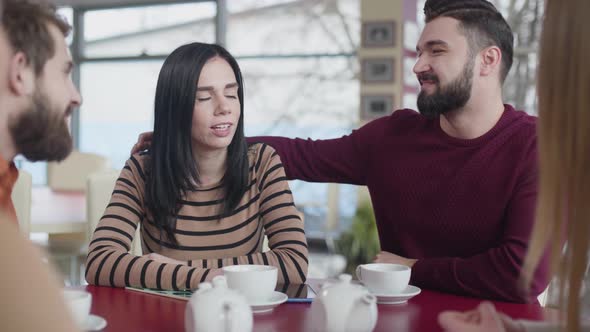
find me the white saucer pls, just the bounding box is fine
[249,291,288,314]
[372,285,421,304]
[83,314,107,331]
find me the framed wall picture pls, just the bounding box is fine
[361,58,395,83]
[362,21,396,47]
[361,95,394,121]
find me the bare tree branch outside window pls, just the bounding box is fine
[492,0,544,114]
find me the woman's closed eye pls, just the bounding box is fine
[197,96,211,101]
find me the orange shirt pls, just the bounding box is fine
[0,156,18,225]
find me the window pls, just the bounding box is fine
[79,61,162,168]
[78,2,216,171]
[228,0,361,235]
[83,3,216,58]
[227,0,359,55]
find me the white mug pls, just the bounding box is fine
[222,265,277,303]
[63,289,92,328]
[356,263,411,295]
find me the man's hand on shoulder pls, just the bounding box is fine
[131,131,153,155]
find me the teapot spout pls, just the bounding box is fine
[362,294,377,305]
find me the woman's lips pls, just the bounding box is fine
[210,123,232,137]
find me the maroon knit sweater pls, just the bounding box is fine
[249,105,550,303]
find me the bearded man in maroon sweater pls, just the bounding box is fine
[250,0,549,303]
[132,0,549,303]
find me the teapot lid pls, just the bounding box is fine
[338,274,352,283]
[321,273,368,298]
[195,276,232,298]
[198,282,212,291]
[322,273,357,289]
[212,275,228,288]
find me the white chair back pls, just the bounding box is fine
[11,170,32,235]
[86,170,142,256]
[48,151,110,191]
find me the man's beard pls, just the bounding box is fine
[9,90,73,162]
[417,57,475,118]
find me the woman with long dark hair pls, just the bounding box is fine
[85,43,308,290]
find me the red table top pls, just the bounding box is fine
[82,280,555,332]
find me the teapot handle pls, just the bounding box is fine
[355,265,364,282]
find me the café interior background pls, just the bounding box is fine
[19,0,543,285]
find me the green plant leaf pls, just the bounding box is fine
[335,199,380,275]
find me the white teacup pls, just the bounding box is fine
[63,289,92,328]
[222,265,277,303]
[356,263,411,295]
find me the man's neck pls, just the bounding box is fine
[439,89,505,140]
[192,147,227,187]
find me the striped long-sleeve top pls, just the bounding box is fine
[85,143,308,290]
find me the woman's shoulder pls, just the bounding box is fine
[125,151,151,179]
[247,143,279,170]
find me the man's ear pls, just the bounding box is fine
[8,52,35,96]
[479,45,502,78]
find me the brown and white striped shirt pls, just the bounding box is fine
[85,143,308,290]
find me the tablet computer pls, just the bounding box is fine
[126,283,317,303]
[277,283,317,303]
[126,287,192,301]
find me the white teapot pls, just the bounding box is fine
[185,275,253,332]
[309,274,378,332]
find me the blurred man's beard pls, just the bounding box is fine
[9,90,73,162]
[417,57,475,118]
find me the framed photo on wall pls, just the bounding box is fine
[362,21,396,47]
[361,95,394,121]
[361,58,395,83]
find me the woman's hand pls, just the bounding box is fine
[438,302,525,332]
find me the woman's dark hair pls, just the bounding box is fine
[145,42,249,245]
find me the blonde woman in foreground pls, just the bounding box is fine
[0,220,78,331]
[438,0,590,331]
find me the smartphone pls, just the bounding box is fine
[276,283,317,303]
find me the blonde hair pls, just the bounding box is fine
[522,0,590,331]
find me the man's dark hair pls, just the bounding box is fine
[424,0,514,83]
[2,0,71,75]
